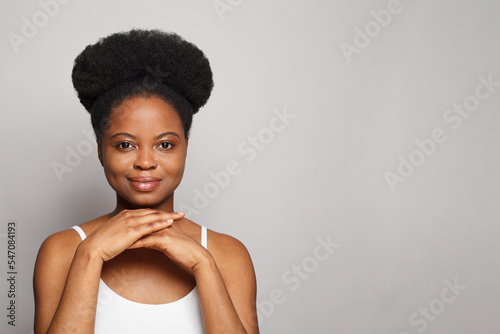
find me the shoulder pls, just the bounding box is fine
[181,217,254,272]
[208,230,251,261]
[182,218,252,265]
[33,226,89,333]
[33,227,83,309]
[35,227,82,273]
[207,229,256,283]
[34,213,109,273]
[204,228,258,331]
[37,227,82,258]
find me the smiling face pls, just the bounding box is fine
[98,95,188,211]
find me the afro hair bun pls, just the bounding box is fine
[71,29,214,114]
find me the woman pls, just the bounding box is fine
[33,29,259,333]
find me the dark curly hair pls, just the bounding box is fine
[71,29,214,141]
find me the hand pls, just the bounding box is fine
[127,223,211,271]
[81,209,185,262]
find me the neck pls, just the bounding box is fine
[110,193,175,216]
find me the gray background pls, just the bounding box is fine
[1,0,499,333]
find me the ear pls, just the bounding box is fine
[97,141,104,166]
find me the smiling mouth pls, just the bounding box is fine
[128,177,162,191]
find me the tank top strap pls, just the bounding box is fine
[201,225,207,249]
[71,225,87,241]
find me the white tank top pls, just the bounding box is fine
[71,225,206,333]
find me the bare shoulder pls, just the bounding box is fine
[35,213,109,273]
[33,223,99,333]
[203,226,258,332]
[36,228,82,266]
[181,218,252,263]
[33,227,84,299]
[206,229,256,284]
[33,227,83,316]
[208,230,251,260]
[180,217,254,270]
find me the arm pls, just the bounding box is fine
[195,234,259,334]
[129,227,259,333]
[33,210,183,333]
[33,230,85,333]
[34,234,104,333]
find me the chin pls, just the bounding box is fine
[121,192,172,209]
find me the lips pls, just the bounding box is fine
[128,176,162,191]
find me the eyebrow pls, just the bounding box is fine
[110,131,180,140]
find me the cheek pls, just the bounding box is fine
[102,150,131,180]
[160,155,186,176]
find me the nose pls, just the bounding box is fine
[133,147,157,170]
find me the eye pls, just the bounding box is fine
[158,142,174,150]
[116,142,133,149]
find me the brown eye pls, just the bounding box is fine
[116,142,132,149]
[159,142,172,149]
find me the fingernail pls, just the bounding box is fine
[176,211,184,215]
[167,218,174,223]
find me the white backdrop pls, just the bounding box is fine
[1,0,499,333]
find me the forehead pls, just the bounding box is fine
[107,95,184,135]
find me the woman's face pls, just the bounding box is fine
[98,95,188,209]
